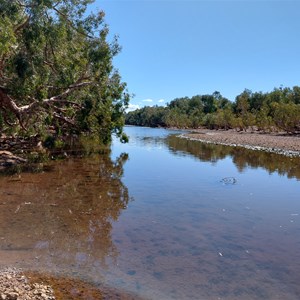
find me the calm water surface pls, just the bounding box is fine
[0,126,300,299]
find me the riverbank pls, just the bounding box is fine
[0,268,143,300]
[182,129,300,157]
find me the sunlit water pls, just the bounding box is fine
[0,126,300,299]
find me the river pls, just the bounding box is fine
[0,126,300,299]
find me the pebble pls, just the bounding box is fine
[180,133,300,157]
[0,268,55,300]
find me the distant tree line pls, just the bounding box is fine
[125,87,300,134]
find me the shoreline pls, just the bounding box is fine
[181,129,300,157]
[0,268,143,300]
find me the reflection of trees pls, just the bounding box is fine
[0,150,130,275]
[166,135,300,180]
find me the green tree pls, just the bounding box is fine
[124,86,300,135]
[255,104,273,132]
[272,102,300,133]
[234,89,254,130]
[202,94,217,114]
[235,89,251,116]
[215,107,235,130]
[291,86,300,104]
[0,0,129,144]
[248,91,267,111]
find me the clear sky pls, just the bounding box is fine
[94,0,300,110]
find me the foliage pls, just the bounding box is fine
[0,0,129,144]
[272,102,300,133]
[125,86,300,134]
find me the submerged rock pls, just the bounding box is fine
[221,177,237,185]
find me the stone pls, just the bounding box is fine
[0,268,56,299]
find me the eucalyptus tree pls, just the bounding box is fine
[0,0,129,144]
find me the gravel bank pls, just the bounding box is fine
[0,268,55,300]
[182,129,300,157]
[0,268,144,300]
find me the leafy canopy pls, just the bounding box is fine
[0,0,129,144]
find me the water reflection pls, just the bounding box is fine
[166,135,300,180]
[124,126,185,149]
[1,127,300,299]
[0,151,130,281]
[110,127,300,299]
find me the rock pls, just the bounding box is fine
[0,268,55,299]
[7,292,18,300]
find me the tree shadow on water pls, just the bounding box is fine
[0,150,132,283]
[166,135,300,180]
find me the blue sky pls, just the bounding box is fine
[95,0,300,111]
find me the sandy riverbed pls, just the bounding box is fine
[183,129,300,157]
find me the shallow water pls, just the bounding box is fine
[0,126,300,299]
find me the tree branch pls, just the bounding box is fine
[14,16,30,34]
[0,88,21,119]
[1,81,93,115]
[53,112,76,127]
[0,80,93,131]
[46,81,94,103]
[51,6,94,39]
[0,106,17,127]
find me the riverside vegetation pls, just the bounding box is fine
[1,1,299,299]
[0,0,130,156]
[0,1,129,296]
[126,88,300,134]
